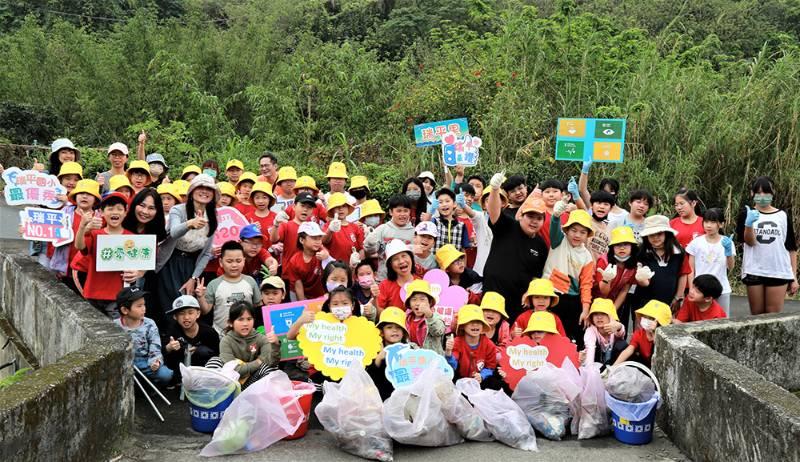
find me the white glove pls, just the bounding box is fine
[489,172,506,190]
[328,218,342,233]
[600,263,618,283]
[349,252,361,267]
[553,199,568,216]
[635,263,655,284]
[274,211,289,225]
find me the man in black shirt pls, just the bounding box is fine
[162,295,220,383]
[483,173,549,322]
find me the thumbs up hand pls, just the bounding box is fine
[744,205,760,227]
[166,336,181,352]
[266,327,279,345]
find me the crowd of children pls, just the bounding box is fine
[11,137,799,394]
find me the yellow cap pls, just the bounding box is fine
[588,298,619,321]
[250,181,275,201]
[126,160,152,183]
[293,176,319,192]
[349,175,369,191]
[524,279,559,306]
[360,199,384,218]
[326,192,353,217]
[68,179,101,202]
[276,166,298,184]
[109,174,133,192]
[181,165,201,179]
[435,244,465,270]
[479,292,508,318]
[457,304,489,329]
[524,311,559,335]
[236,172,258,187]
[480,188,508,204]
[404,280,437,304]
[609,226,637,246]
[636,300,672,327]
[157,183,181,201]
[173,179,190,196]
[57,161,83,179]
[376,307,408,334]
[225,159,244,171]
[562,209,594,237]
[326,161,348,179]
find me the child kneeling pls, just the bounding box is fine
[116,287,173,386]
[445,304,502,390]
[581,298,627,368]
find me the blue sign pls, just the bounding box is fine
[384,344,453,388]
[555,118,626,163]
[414,118,469,147]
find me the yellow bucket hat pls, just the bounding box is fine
[479,292,508,318]
[173,179,190,196]
[293,176,319,192]
[327,192,353,217]
[126,160,152,184]
[435,244,465,270]
[588,298,619,321]
[181,165,201,179]
[57,161,83,179]
[349,175,369,191]
[524,278,560,306]
[236,172,258,187]
[561,209,594,237]
[524,311,559,335]
[326,161,348,179]
[457,304,489,329]
[360,199,384,218]
[250,181,275,200]
[68,179,101,202]
[636,300,672,327]
[225,159,244,171]
[276,166,298,184]
[376,307,408,334]
[217,181,236,199]
[404,279,437,304]
[156,183,181,202]
[109,174,133,192]
[609,226,637,246]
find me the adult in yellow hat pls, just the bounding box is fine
[68,179,101,208]
[126,159,152,191]
[109,174,134,198]
[181,165,201,181]
[225,159,244,184]
[216,181,237,206]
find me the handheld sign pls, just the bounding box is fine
[414,118,469,147]
[261,298,324,361]
[19,207,73,246]
[442,132,481,167]
[95,235,157,271]
[213,206,249,247]
[555,118,626,163]
[400,269,468,333]
[384,343,453,388]
[499,335,579,390]
[2,167,66,208]
[297,311,382,380]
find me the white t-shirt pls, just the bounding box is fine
[271,195,295,214]
[607,208,629,226]
[686,235,735,294]
[609,215,645,244]
[205,276,261,334]
[741,209,796,280]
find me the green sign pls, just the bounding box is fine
[556,140,585,161]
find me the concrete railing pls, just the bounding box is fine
[0,251,134,461]
[653,313,800,462]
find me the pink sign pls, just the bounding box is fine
[400,269,469,333]
[213,206,249,247]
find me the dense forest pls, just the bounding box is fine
[1,0,800,221]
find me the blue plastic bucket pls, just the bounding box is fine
[189,391,235,433]
[605,361,661,445]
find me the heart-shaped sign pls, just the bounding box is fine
[383,343,453,388]
[297,312,383,380]
[400,269,468,333]
[499,335,579,390]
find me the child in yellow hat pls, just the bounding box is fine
[614,300,672,368]
[512,278,566,338]
[323,161,349,206]
[403,279,445,355]
[445,304,501,390]
[581,298,626,368]
[157,183,181,227]
[245,182,276,234]
[480,291,511,351]
[234,172,258,216]
[216,181,237,207]
[594,225,639,330]
[367,306,411,400]
[522,311,560,344]
[436,244,483,304]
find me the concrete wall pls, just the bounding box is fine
[0,251,134,462]
[653,314,800,462]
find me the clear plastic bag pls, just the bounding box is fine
[512,363,571,440]
[456,378,537,451]
[383,367,463,446]
[199,371,301,456]
[577,364,611,439]
[315,362,394,461]
[432,370,493,442]
[558,359,583,436]
[180,363,240,408]
[605,363,656,403]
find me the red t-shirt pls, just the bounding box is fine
[245,210,276,234]
[539,210,570,249]
[217,247,270,278]
[451,336,497,379]
[286,202,327,225]
[81,228,134,301]
[377,277,420,309]
[670,217,705,250]
[513,310,567,337]
[235,202,255,217]
[675,299,727,323]
[629,329,654,367]
[66,209,85,271]
[323,222,365,262]
[592,256,637,301]
[277,221,301,266]
[283,251,325,299]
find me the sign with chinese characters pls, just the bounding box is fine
[2,167,66,208]
[555,118,626,163]
[442,132,482,167]
[384,343,453,388]
[95,234,157,271]
[414,118,469,147]
[261,298,324,361]
[499,335,579,390]
[213,206,249,247]
[19,207,74,246]
[297,311,382,380]
[400,269,468,333]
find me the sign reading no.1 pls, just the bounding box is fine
[555,118,626,163]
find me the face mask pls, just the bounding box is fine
[406,190,421,201]
[331,305,352,321]
[149,163,164,176]
[640,318,657,331]
[358,275,374,288]
[203,168,218,179]
[754,193,773,207]
[364,216,381,227]
[615,254,631,262]
[326,282,345,293]
[351,189,367,200]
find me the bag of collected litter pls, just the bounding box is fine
[577,363,611,439]
[315,362,393,461]
[512,363,571,440]
[605,363,656,403]
[383,367,463,446]
[181,362,240,408]
[557,358,583,436]
[432,370,492,442]
[199,371,301,456]
[456,378,537,451]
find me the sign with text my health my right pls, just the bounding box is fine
[555,118,626,163]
